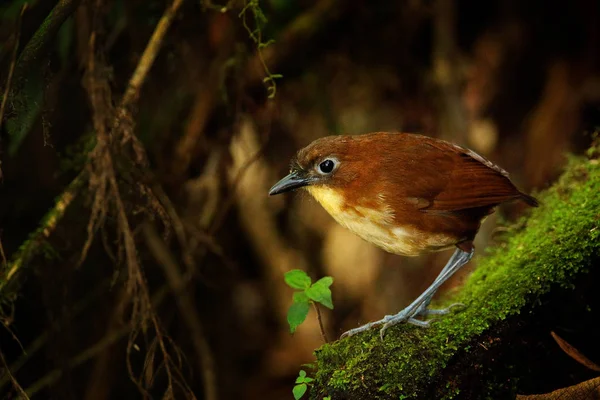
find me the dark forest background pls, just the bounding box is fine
[1,0,599,399]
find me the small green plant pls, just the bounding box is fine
[284,269,333,335]
[293,369,313,400]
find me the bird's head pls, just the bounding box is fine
[268,135,358,196]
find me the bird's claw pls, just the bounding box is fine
[341,311,426,339]
[340,318,386,338]
[341,302,466,340]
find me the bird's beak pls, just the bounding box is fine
[269,171,312,196]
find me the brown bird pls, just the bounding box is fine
[269,132,538,338]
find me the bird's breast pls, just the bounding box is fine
[305,186,455,256]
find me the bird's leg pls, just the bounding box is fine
[378,248,473,337]
[414,248,473,316]
[340,248,473,339]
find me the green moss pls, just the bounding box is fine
[0,173,85,295]
[311,154,600,399]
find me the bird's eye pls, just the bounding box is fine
[318,159,336,174]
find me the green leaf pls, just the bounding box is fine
[314,276,333,288]
[287,301,309,333]
[293,291,309,303]
[293,384,307,400]
[306,280,333,309]
[295,369,314,384]
[284,270,311,290]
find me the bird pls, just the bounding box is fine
[268,132,538,339]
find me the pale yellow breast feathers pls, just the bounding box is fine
[305,186,424,256]
[305,186,346,216]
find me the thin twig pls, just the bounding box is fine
[112,172,177,394]
[0,311,25,354]
[143,222,218,400]
[118,0,185,110]
[551,331,600,372]
[150,183,195,272]
[0,237,7,270]
[0,350,29,399]
[312,302,329,344]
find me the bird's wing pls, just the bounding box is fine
[392,138,524,212]
[426,153,522,211]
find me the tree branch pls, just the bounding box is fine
[13,0,83,86]
[312,145,600,399]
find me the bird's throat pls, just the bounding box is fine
[305,186,346,216]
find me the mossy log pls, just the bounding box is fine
[311,149,600,399]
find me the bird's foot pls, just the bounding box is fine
[340,248,473,340]
[378,310,433,339]
[341,302,466,340]
[340,319,386,338]
[341,309,429,340]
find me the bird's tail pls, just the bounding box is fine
[519,192,539,207]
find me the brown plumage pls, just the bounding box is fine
[285,132,537,255]
[269,132,538,336]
